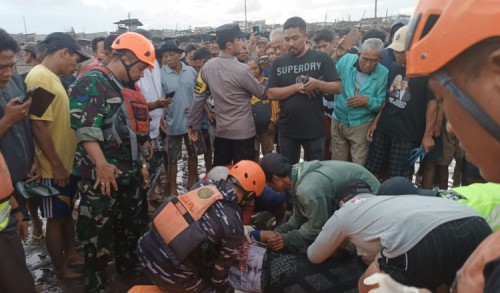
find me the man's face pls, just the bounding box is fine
[268,176,291,193]
[394,50,406,66]
[228,37,242,57]
[21,50,33,64]
[316,40,334,56]
[128,60,149,82]
[94,41,106,62]
[192,59,205,72]
[270,35,288,57]
[429,63,500,183]
[238,43,249,62]
[246,59,261,79]
[162,51,181,70]
[185,50,196,67]
[210,43,220,57]
[284,27,307,56]
[358,49,381,74]
[0,50,16,89]
[401,80,408,90]
[265,47,276,62]
[256,43,266,56]
[61,49,81,76]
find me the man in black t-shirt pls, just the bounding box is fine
[267,16,341,164]
[365,26,438,179]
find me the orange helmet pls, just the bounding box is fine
[112,32,155,68]
[406,0,500,77]
[228,160,266,197]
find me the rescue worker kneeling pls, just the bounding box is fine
[137,160,266,293]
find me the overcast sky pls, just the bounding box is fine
[2,0,416,34]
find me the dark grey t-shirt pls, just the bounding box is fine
[268,49,340,139]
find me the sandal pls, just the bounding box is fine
[31,228,45,245]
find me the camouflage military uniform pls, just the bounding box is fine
[69,69,147,293]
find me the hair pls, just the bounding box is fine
[265,44,275,53]
[104,34,119,51]
[313,29,334,43]
[283,17,307,33]
[90,36,105,53]
[185,43,199,54]
[0,28,19,53]
[35,41,48,61]
[245,57,261,71]
[362,29,386,43]
[193,47,212,62]
[217,34,233,50]
[269,28,284,42]
[361,38,384,55]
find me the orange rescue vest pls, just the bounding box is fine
[152,184,224,265]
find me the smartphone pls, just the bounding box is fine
[252,26,261,35]
[260,55,269,63]
[301,75,310,84]
[202,34,211,42]
[16,87,37,104]
[165,91,176,99]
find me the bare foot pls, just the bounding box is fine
[56,268,82,279]
[66,254,84,267]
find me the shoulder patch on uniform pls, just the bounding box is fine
[76,94,89,103]
[198,187,214,199]
[194,72,208,94]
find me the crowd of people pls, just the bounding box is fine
[0,0,499,292]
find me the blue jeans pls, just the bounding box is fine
[278,134,325,164]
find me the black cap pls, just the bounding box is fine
[259,153,292,181]
[157,39,184,56]
[216,23,244,40]
[377,177,438,197]
[338,179,373,201]
[44,32,91,61]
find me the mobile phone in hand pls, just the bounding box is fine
[260,55,269,63]
[301,75,310,84]
[16,87,37,104]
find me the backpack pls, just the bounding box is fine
[93,66,150,161]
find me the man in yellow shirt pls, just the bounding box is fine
[26,32,90,279]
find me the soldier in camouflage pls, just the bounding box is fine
[69,32,156,293]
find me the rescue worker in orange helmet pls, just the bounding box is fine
[362,0,500,292]
[69,31,156,292]
[137,160,266,293]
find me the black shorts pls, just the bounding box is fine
[378,217,492,291]
[365,131,417,178]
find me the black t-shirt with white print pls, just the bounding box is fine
[267,49,340,139]
[377,61,435,143]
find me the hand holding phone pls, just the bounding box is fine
[260,55,269,63]
[5,97,31,124]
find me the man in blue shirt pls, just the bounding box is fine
[332,38,388,165]
[160,40,204,194]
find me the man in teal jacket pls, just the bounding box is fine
[331,38,388,165]
[256,153,380,251]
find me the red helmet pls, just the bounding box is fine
[112,32,155,69]
[406,0,500,77]
[228,160,266,197]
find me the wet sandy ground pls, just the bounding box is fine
[25,155,200,293]
[23,155,457,293]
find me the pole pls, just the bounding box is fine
[128,12,131,31]
[375,0,378,18]
[244,0,248,33]
[23,16,27,34]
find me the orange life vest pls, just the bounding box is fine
[152,184,223,265]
